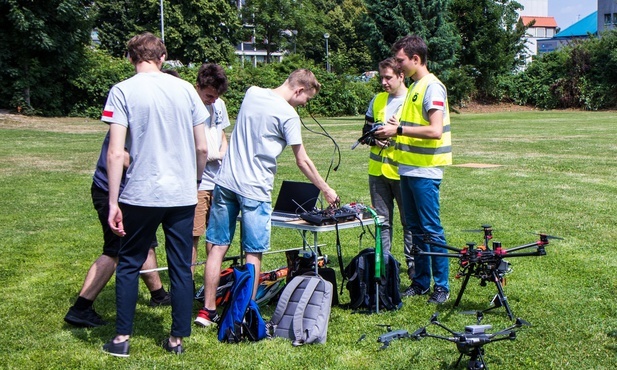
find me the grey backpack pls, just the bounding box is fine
[269,274,333,346]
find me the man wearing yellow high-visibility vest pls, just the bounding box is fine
[362,58,414,281]
[375,35,451,305]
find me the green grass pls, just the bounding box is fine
[1,110,616,369]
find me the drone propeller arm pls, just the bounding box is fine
[422,333,458,343]
[503,250,545,257]
[412,250,463,259]
[423,239,465,253]
[487,332,516,343]
[431,320,460,336]
[505,240,546,253]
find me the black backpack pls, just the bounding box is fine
[344,248,402,312]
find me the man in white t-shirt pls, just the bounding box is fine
[362,57,414,280]
[102,32,208,356]
[191,63,230,286]
[194,69,338,327]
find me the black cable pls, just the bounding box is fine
[297,102,341,182]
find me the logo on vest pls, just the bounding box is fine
[412,93,418,102]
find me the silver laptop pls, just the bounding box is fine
[271,181,321,222]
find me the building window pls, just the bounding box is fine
[605,14,612,25]
[536,27,546,38]
[613,13,617,25]
[547,28,555,37]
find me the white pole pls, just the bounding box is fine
[160,0,165,43]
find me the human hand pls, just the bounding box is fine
[323,188,339,207]
[374,139,390,148]
[374,124,397,139]
[108,204,126,237]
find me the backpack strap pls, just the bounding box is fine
[271,275,305,322]
[292,277,321,344]
[335,222,346,295]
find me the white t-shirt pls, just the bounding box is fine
[101,72,209,207]
[215,86,302,201]
[199,98,230,191]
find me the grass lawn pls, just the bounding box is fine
[0,109,616,369]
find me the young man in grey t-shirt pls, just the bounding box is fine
[102,32,208,356]
[195,69,338,326]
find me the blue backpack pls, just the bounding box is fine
[217,263,268,343]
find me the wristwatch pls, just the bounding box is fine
[397,125,403,135]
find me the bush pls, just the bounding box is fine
[67,48,133,118]
[68,52,378,119]
[501,30,617,110]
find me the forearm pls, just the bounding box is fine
[194,123,208,180]
[292,144,338,205]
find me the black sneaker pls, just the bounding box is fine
[162,339,184,354]
[149,292,171,307]
[102,339,130,358]
[427,286,450,304]
[402,284,429,298]
[64,306,108,328]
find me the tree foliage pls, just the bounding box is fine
[502,30,617,110]
[0,0,93,115]
[93,0,243,65]
[450,0,527,101]
[359,0,459,75]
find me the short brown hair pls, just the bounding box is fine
[196,63,229,95]
[126,32,167,65]
[391,35,428,65]
[287,69,321,94]
[378,57,404,77]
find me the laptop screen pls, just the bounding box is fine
[273,181,321,214]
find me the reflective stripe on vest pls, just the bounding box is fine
[368,92,399,179]
[395,74,452,167]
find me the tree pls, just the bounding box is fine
[93,0,243,65]
[241,0,296,63]
[0,0,93,115]
[450,0,527,100]
[359,0,459,76]
[323,0,372,73]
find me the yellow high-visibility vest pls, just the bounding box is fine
[368,92,399,180]
[395,74,452,167]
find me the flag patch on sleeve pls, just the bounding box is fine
[102,105,114,118]
[432,101,444,107]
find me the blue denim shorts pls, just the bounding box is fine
[206,185,271,253]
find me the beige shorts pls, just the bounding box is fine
[193,190,213,237]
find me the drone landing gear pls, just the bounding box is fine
[454,267,514,320]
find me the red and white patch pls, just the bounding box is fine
[102,105,114,118]
[432,101,444,107]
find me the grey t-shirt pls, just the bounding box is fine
[215,86,302,201]
[101,72,209,207]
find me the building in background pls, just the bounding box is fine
[516,0,558,64]
[598,0,617,33]
[537,11,598,54]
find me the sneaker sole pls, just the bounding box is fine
[102,349,130,358]
[194,317,216,327]
[427,295,450,304]
[64,315,107,328]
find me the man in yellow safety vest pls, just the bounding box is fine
[375,35,452,304]
[361,57,414,281]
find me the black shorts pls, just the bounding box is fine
[91,182,157,257]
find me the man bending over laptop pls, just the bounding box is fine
[195,69,338,326]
